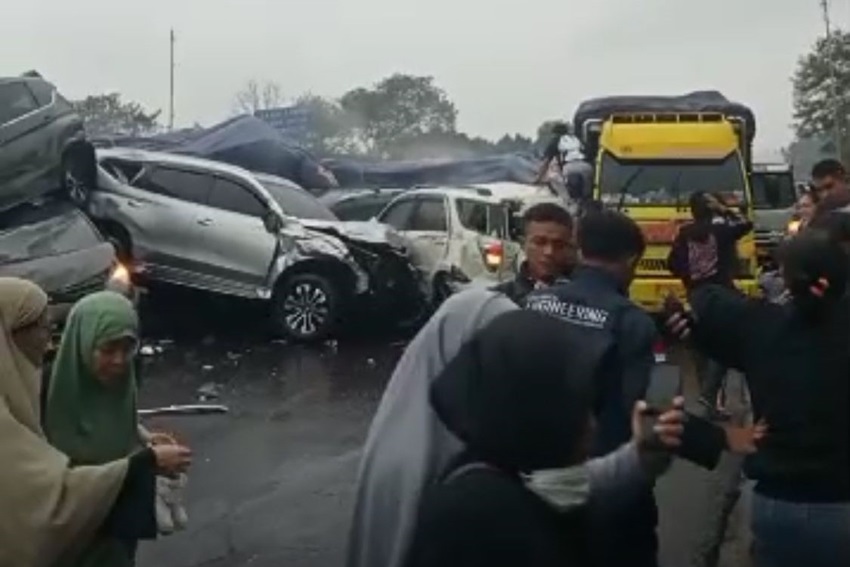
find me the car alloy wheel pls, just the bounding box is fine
[282,281,331,339]
[65,168,89,205]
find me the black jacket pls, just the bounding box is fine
[408,464,587,567]
[667,215,752,289]
[691,285,850,503]
[524,266,727,566]
[526,265,657,452]
[491,263,570,307]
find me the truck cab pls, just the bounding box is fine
[751,163,797,268]
[574,92,761,313]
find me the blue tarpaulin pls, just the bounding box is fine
[324,153,539,188]
[94,116,336,190]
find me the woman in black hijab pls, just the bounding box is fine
[406,310,609,567]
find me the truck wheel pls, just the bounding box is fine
[272,274,339,342]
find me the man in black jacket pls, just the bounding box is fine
[526,210,736,567]
[492,203,575,306]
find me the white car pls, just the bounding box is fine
[374,186,525,301]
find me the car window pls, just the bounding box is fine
[409,198,448,232]
[0,82,39,124]
[26,80,54,107]
[456,198,489,233]
[457,199,509,237]
[138,167,212,205]
[333,196,394,221]
[0,207,102,263]
[209,177,267,217]
[258,178,337,220]
[380,199,417,230]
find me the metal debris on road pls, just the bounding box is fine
[139,404,229,417]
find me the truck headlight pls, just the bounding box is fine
[787,220,801,235]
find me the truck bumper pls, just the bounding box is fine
[629,278,761,313]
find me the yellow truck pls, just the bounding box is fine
[572,92,760,313]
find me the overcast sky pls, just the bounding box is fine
[2,0,845,156]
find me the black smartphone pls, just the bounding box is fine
[640,370,682,443]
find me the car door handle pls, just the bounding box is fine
[127,199,142,208]
[197,218,213,226]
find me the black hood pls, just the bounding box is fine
[430,310,612,473]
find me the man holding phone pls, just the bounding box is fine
[526,210,755,567]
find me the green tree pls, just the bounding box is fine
[74,93,161,137]
[293,93,359,155]
[340,74,458,156]
[792,30,850,163]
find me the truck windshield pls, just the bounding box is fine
[750,171,796,210]
[598,152,747,206]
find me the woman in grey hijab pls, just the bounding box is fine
[347,288,686,567]
[346,289,517,567]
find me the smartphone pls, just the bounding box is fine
[640,370,682,443]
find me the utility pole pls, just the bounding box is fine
[821,0,843,158]
[169,29,175,131]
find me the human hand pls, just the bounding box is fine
[722,420,768,454]
[663,294,691,340]
[152,444,192,475]
[632,397,686,450]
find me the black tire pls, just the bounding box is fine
[62,145,96,207]
[272,273,339,342]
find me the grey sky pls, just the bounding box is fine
[1,0,843,155]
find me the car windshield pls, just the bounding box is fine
[0,202,103,263]
[751,171,797,210]
[598,152,747,206]
[258,177,338,221]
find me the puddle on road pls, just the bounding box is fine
[136,284,410,408]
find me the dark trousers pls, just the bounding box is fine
[752,493,850,567]
[694,350,728,404]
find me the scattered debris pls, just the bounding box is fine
[226,352,242,361]
[201,364,214,372]
[197,382,221,401]
[140,345,156,356]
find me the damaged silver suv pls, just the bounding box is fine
[88,148,423,341]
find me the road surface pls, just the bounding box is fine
[135,286,751,567]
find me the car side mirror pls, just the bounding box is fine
[263,210,283,233]
[566,172,587,200]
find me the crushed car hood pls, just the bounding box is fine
[299,219,408,251]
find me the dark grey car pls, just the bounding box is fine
[0,199,128,322]
[0,72,96,214]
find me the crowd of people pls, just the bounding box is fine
[349,159,850,567]
[1,158,849,567]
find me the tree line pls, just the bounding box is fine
[74,74,556,160]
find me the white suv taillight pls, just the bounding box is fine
[483,241,504,271]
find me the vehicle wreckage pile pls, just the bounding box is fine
[1,73,555,342]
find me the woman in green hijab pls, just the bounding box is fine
[45,291,185,566]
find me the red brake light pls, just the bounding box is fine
[483,241,504,270]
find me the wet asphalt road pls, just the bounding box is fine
[134,285,752,567]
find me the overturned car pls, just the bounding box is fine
[88,148,425,341]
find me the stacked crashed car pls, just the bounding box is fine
[1,71,96,214]
[0,199,131,324]
[88,148,425,341]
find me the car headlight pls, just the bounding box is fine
[787,219,802,235]
[105,262,134,297]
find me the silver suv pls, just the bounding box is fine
[89,148,423,341]
[0,72,95,213]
